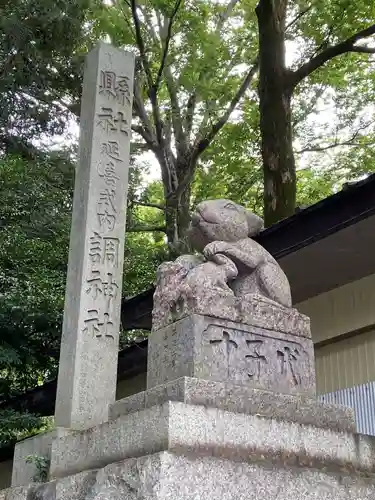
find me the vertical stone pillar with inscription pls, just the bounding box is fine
[54,42,134,430]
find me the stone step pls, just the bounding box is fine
[110,376,356,433]
[50,398,375,480]
[4,452,375,500]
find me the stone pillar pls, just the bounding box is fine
[54,42,134,431]
[10,41,135,489]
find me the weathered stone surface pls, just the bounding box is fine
[147,314,315,395]
[56,470,97,500]
[0,471,97,500]
[54,42,135,431]
[50,400,375,480]
[152,199,295,331]
[109,377,355,433]
[0,486,31,500]
[153,290,309,335]
[153,256,239,332]
[11,429,75,488]
[87,452,375,500]
[50,403,168,479]
[5,452,375,500]
[110,391,146,417]
[0,483,57,500]
[104,452,375,500]
[12,431,55,487]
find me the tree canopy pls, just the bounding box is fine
[87,0,375,234]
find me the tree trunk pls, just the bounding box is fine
[163,154,193,257]
[256,0,296,227]
[176,183,192,241]
[165,195,179,252]
[165,187,191,257]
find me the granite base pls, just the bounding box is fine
[3,452,375,500]
[110,377,355,433]
[147,315,315,396]
[50,399,375,480]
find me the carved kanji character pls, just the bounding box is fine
[97,161,120,187]
[101,141,122,161]
[99,71,117,98]
[86,270,103,299]
[115,75,131,106]
[97,188,117,231]
[97,107,117,133]
[89,232,102,264]
[245,340,267,381]
[82,309,101,338]
[103,238,119,267]
[277,345,302,385]
[210,330,238,378]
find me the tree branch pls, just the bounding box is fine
[131,124,156,149]
[164,66,187,154]
[132,78,158,147]
[117,0,137,39]
[168,59,258,201]
[298,141,355,154]
[131,0,164,146]
[183,0,242,138]
[350,46,375,54]
[154,12,187,155]
[293,24,375,86]
[154,0,183,91]
[131,142,150,152]
[184,93,197,137]
[127,225,166,233]
[134,201,165,210]
[192,59,259,163]
[296,122,375,153]
[285,4,313,32]
[130,0,154,91]
[218,0,242,28]
[164,108,173,146]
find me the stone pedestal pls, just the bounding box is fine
[147,309,315,396]
[60,452,375,500]
[3,389,375,499]
[4,452,375,500]
[6,304,375,498]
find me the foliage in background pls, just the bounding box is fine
[0,154,72,400]
[0,0,93,157]
[90,0,260,251]
[0,410,54,448]
[25,454,50,483]
[0,154,166,442]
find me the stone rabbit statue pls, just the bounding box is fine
[152,199,292,330]
[187,199,292,308]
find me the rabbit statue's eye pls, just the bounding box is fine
[224,202,237,211]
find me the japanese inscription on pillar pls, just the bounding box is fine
[81,64,133,341]
[54,43,135,430]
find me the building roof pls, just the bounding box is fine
[2,172,375,461]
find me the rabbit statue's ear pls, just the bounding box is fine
[245,210,264,236]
